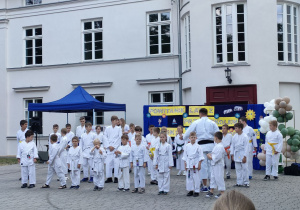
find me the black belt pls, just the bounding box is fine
[198,140,214,145]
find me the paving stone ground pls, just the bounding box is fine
[0,163,299,210]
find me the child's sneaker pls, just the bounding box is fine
[21,183,28,188]
[81,177,88,182]
[88,177,93,183]
[93,186,98,191]
[70,186,75,189]
[118,188,124,191]
[98,187,103,191]
[177,170,182,176]
[234,184,242,187]
[123,188,130,192]
[263,175,270,181]
[182,171,186,176]
[158,191,164,195]
[274,176,278,180]
[200,187,209,192]
[75,185,80,189]
[186,191,194,196]
[132,188,138,193]
[163,192,168,195]
[249,176,252,180]
[215,193,222,198]
[243,184,250,188]
[206,191,214,198]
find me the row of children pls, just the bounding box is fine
[17,110,283,198]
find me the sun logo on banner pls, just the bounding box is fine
[246,109,256,121]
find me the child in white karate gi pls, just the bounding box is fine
[66,123,75,148]
[174,125,186,176]
[161,126,173,145]
[81,122,96,183]
[115,134,131,191]
[59,128,69,180]
[104,115,122,183]
[230,123,249,187]
[130,133,147,194]
[17,130,38,188]
[263,120,283,181]
[150,127,160,185]
[206,132,226,198]
[76,116,86,142]
[90,139,106,191]
[130,126,147,147]
[49,124,61,147]
[95,125,106,148]
[17,120,28,144]
[182,132,204,197]
[154,132,173,195]
[67,136,83,189]
[128,123,136,145]
[146,125,155,175]
[222,124,232,179]
[42,134,66,189]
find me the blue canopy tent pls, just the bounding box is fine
[28,86,126,123]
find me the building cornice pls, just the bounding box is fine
[71,82,113,88]
[137,78,180,85]
[13,86,50,92]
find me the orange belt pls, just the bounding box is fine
[225,146,230,159]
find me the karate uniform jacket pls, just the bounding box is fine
[66,131,75,147]
[153,142,173,173]
[243,125,258,150]
[76,125,86,139]
[117,144,131,168]
[81,132,97,158]
[182,143,205,169]
[17,129,28,144]
[174,134,186,153]
[230,133,249,162]
[130,144,147,167]
[17,141,38,166]
[104,125,122,154]
[211,143,225,166]
[48,143,63,168]
[67,146,83,171]
[90,147,107,175]
[265,130,283,155]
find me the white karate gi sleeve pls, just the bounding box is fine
[101,148,107,160]
[198,147,205,162]
[129,148,134,163]
[143,147,148,163]
[48,147,59,165]
[276,133,284,153]
[33,144,38,159]
[243,136,249,158]
[78,149,83,165]
[168,145,174,167]
[120,147,131,159]
[67,152,71,164]
[182,148,187,163]
[153,146,159,166]
[16,144,21,159]
[212,146,223,164]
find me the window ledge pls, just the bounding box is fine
[212,63,250,68]
[13,86,50,92]
[71,82,113,88]
[137,78,180,85]
[278,63,300,67]
[182,69,191,75]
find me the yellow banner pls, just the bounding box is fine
[149,106,186,116]
[163,127,186,137]
[189,106,215,116]
[254,129,260,139]
[184,117,238,127]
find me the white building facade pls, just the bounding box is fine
[1,0,300,155]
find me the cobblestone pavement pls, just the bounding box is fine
[0,163,299,210]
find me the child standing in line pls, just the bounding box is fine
[42,134,66,189]
[174,125,186,176]
[130,133,147,194]
[90,139,106,191]
[146,125,155,175]
[59,128,69,181]
[66,123,75,148]
[67,136,83,189]
[17,120,28,144]
[161,126,173,145]
[81,122,97,183]
[130,126,147,147]
[263,120,283,181]
[115,134,131,191]
[150,127,160,185]
[76,116,86,143]
[95,125,106,148]
[206,132,226,198]
[182,132,204,197]
[17,130,38,188]
[230,123,249,187]
[154,132,173,195]
[222,124,232,179]
[128,123,136,144]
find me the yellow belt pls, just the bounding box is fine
[249,140,252,143]
[268,142,278,155]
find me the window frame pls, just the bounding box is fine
[212,3,248,65]
[86,95,104,125]
[147,11,172,56]
[24,98,43,134]
[277,3,299,64]
[149,91,174,105]
[24,26,43,66]
[82,18,103,62]
[183,13,191,70]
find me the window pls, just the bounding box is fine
[149,92,173,104]
[213,4,246,64]
[25,0,42,5]
[25,27,42,65]
[82,19,103,61]
[147,11,171,55]
[183,14,191,70]
[277,4,299,63]
[24,99,43,134]
[87,95,104,125]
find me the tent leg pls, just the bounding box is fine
[67,113,69,124]
[125,112,126,121]
[93,109,96,125]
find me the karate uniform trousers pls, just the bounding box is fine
[91,148,106,188]
[266,153,280,177]
[133,166,145,188]
[247,146,254,177]
[117,145,131,189]
[224,154,232,176]
[210,143,226,191]
[106,152,119,178]
[186,168,201,193]
[118,167,130,189]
